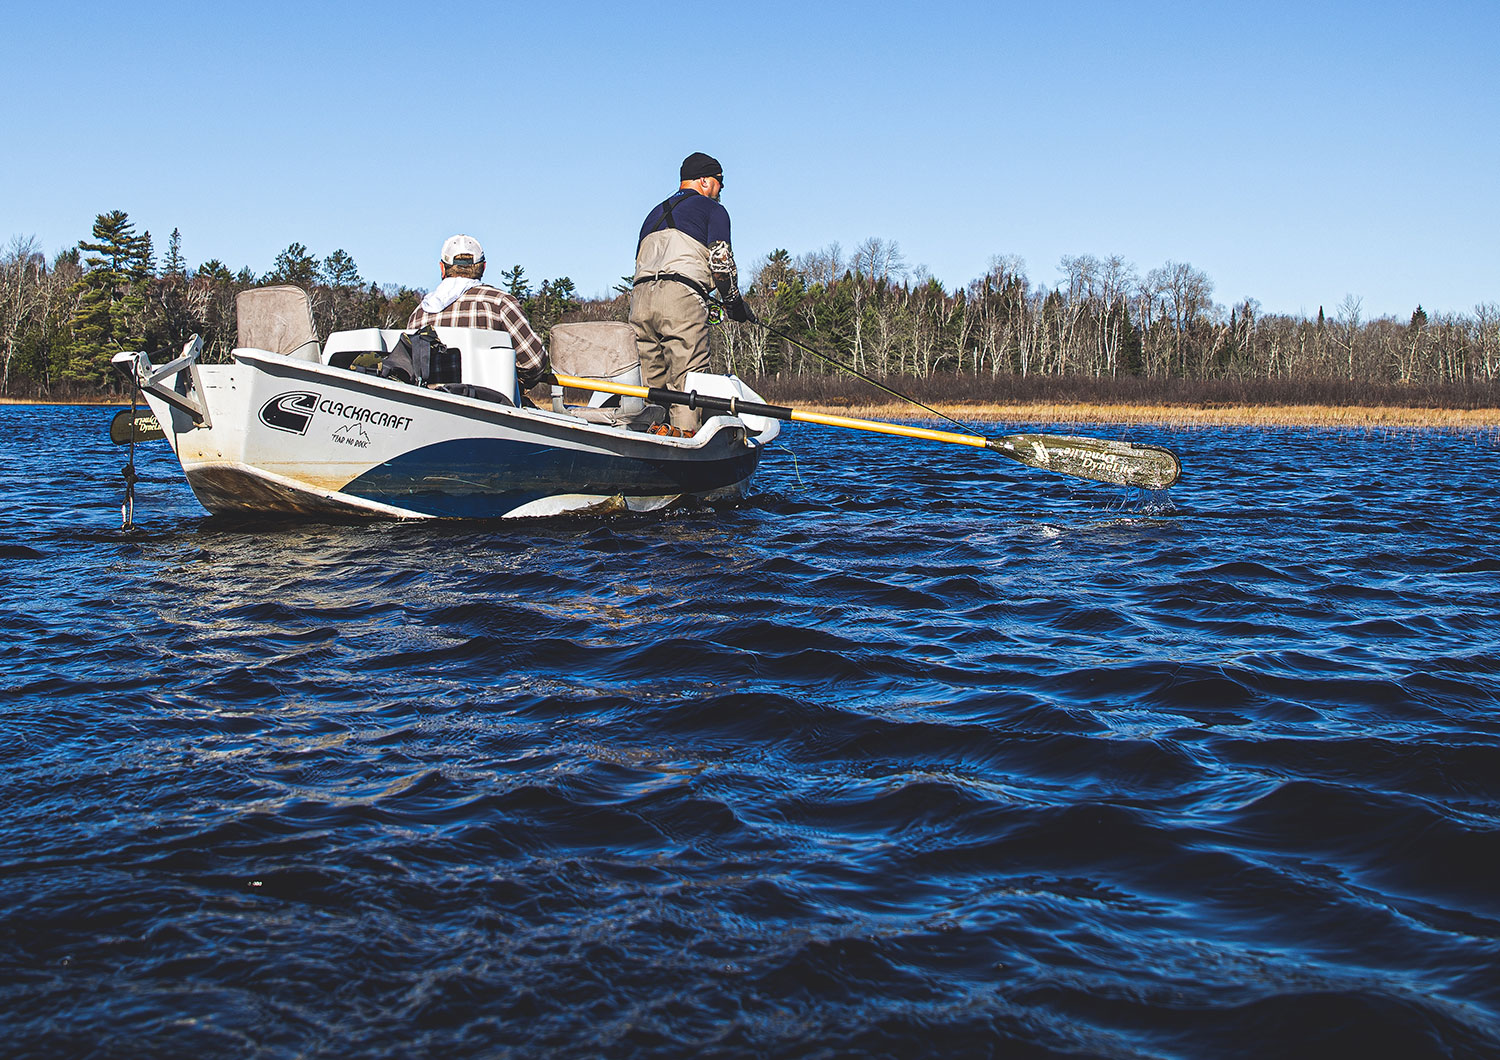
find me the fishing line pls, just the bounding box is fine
[770,444,804,488]
[757,321,983,436]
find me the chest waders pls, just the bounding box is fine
[632,194,715,302]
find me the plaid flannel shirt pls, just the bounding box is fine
[407,284,549,388]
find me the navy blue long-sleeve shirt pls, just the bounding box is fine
[636,190,732,252]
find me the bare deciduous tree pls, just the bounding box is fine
[2,236,47,395]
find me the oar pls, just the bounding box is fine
[551,373,1181,490]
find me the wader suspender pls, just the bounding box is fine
[633,193,714,302]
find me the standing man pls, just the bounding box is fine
[629,152,755,434]
[408,234,551,391]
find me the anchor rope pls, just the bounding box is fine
[122,368,141,531]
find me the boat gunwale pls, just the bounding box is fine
[231,347,768,456]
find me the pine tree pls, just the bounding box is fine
[164,228,186,277]
[149,228,194,356]
[1117,307,1145,376]
[197,259,233,285]
[550,276,578,308]
[319,249,363,334]
[522,277,580,342]
[500,264,529,298]
[138,231,156,276]
[320,249,361,289]
[66,210,152,384]
[79,210,147,276]
[264,243,320,289]
[762,248,793,293]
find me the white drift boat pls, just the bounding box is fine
[112,286,779,520]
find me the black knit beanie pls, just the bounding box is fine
[680,152,723,181]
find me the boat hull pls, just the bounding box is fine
[122,345,772,520]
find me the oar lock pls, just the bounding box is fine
[682,389,741,416]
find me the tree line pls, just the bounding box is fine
[3,213,1496,400]
[0,211,581,398]
[715,240,1499,395]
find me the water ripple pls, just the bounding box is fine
[2,408,1499,1057]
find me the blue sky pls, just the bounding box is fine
[3,0,1494,318]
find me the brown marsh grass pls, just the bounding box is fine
[744,375,1500,428]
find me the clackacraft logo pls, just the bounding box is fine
[259,392,319,435]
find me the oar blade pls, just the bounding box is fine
[989,433,1181,489]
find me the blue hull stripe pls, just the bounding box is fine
[341,436,762,518]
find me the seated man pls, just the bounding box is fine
[408,234,550,390]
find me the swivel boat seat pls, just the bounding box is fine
[548,321,664,428]
[235,285,320,362]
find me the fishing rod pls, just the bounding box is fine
[756,320,983,436]
[707,299,983,435]
[550,372,1181,490]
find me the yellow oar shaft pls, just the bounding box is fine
[785,408,988,448]
[551,372,988,449]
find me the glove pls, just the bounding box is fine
[726,295,758,324]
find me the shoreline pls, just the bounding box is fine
[1,398,127,406]
[5,396,1498,429]
[788,402,1500,428]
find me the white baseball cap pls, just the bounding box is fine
[440,234,485,265]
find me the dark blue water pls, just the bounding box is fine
[3,404,1499,1059]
